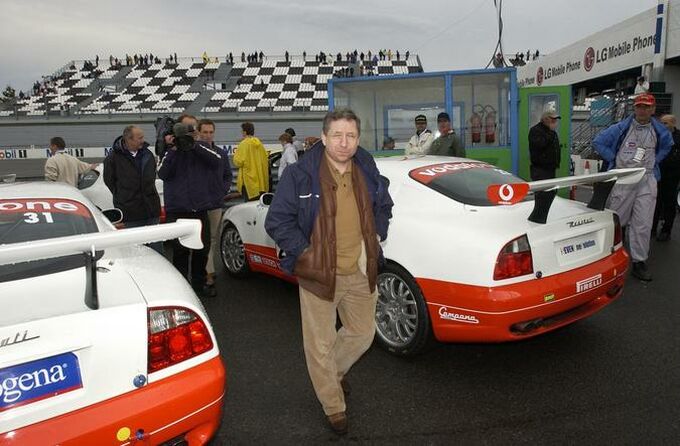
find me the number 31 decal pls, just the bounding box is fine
[23,212,54,224]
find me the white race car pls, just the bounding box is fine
[0,183,225,444]
[219,156,643,356]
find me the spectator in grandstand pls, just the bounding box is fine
[652,114,680,242]
[45,137,96,187]
[303,51,307,61]
[278,132,298,180]
[382,136,396,150]
[634,76,650,94]
[103,126,162,252]
[405,50,410,60]
[405,114,433,155]
[429,112,465,157]
[197,119,233,297]
[593,93,672,282]
[158,114,222,296]
[264,108,393,436]
[234,122,270,202]
[529,111,561,180]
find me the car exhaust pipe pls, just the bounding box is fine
[511,318,544,334]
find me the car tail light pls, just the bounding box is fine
[494,235,533,280]
[613,213,622,247]
[148,307,213,373]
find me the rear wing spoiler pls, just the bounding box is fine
[487,168,645,224]
[0,219,202,311]
[0,219,202,266]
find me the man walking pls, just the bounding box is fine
[429,112,465,157]
[233,122,269,201]
[197,119,232,296]
[103,126,161,248]
[44,137,96,186]
[405,114,433,155]
[593,93,672,281]
[528,111,561,180]
[265,109,393,435]
[652,114,680,241]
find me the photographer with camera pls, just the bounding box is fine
[158,114,222,297]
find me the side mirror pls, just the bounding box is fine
[259,193,274,207]
[102,208,124,225]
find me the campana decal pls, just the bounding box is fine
[576,274,603,293]
[567,217,595,228]
[438,306,480,324]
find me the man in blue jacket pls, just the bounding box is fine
[593,93,672,281]
[158,114,222,296]
[265,108,393,435]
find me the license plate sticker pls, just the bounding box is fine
[557,233,600,259]
[0,352,83,412]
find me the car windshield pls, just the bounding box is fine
[409,162,533,206]
[0,198,98,282]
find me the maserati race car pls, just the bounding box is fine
[0,183,225,445]
[219,156,643,356]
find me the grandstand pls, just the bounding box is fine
[0,54,423,118]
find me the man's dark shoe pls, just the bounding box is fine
[327,412,348,435]
[632,261,652,282]
[204,283,217,297]
[340,377,351,396]
[657,231,671,242]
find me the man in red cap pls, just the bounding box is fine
[593,93,672,281]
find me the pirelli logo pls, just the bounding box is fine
[576,274,602,293]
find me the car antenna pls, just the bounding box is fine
[83,245,99,310]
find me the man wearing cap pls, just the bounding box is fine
[593,93,672,281]
[405,114,433,155]
[429,112,465,157]
[528,111,561,180]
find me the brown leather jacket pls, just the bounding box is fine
[293,157,379,301]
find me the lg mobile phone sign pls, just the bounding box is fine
[517,7,657,88]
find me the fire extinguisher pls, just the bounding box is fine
[470,110,482,143]
[484,106,496,144]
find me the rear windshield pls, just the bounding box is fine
[409,162,533,206]
[0,198,98,282]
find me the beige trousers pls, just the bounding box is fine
[206,208,223,276]
[299,270,377,416]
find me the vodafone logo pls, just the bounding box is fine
[498,184,514,202]
[487,183,530,205]
[536,67,544,86]
[583,47,595,72]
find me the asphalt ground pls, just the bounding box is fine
[202,224,680,445]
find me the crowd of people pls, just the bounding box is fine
[43,117,310,297]
[528,92,680,282]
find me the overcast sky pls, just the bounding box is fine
[0,0,655,93]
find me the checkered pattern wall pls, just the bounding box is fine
[201,58,422,113]
[1,56,422,117]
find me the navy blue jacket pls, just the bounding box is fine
[593,115,672,181]
[264,143,393,275]
[158,141,222,213]
[206,143,233,210]
[103,137,160,222]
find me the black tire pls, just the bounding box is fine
[220,223,250,277]
[375,262,433,356]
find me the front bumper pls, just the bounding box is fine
[418,248,629,343]
[2,355,226,446]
